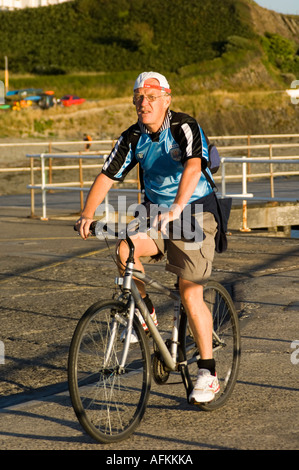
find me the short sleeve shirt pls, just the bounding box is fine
[102,110,214,207]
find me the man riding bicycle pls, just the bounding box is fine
[76,71,220,403]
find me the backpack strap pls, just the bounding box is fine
[128,125,141,152]
[125,123,144,190]
[128,115,218,193]
[170,113,218,192]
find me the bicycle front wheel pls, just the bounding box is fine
[68,299,151,443]
[179,281,241,411]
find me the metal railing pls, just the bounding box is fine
[2,134,299,179]
[26,152,141,220]
[0,135,298,224]
[26,152,299,224]
[220,156,299,231]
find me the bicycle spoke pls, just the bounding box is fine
[68,300,151,443]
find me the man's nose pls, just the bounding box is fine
[140,95,150,104]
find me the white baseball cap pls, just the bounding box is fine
[134,71,171,93]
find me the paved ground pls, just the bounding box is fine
[0,205,298,454]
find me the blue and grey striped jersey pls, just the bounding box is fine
[102,110,214,207]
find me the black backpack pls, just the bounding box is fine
[128,116,220,191]
[202,130,220,176]
[127,116,231,253]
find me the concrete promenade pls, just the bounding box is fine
[0,205,298,452]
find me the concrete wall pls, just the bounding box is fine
[228,202,299,233]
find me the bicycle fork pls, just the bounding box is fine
[103,296,135,373]
[170,299,181,363]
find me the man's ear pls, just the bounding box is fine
[164,95,171,109]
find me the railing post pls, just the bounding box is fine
[48,157,53,193]
[269,144,274,198]
[240,156,251,232]
[40,154,48,220]
[30,156,35,218]
[137,163,141,204]
[247,134,251,178]
[79,158,84,212]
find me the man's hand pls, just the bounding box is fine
[75,216,94,240]
[152,204,182,235]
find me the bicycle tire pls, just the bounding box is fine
[68,299,151,443]
[178,280,241,411]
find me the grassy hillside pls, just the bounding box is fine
[0,0,298,77]
[0,0,255,74]
[0,0,298,140]
[0,89,298,141]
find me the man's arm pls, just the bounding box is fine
[76,129,137,239]
[76,172,114,239]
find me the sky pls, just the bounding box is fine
[254,0,299,15]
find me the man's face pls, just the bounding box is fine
[133,78,171,133]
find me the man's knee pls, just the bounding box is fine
[179,278,204,304]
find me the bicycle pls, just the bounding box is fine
[68,221,241,444]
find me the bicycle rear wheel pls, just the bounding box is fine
[68,299,151,443]
[179,281,241,411]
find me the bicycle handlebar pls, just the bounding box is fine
[74,221,135,260]
[73,221,97,236]
[74,213,203,266]
[74,220,123,238]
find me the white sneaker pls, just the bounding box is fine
[135,308,158,333]
[189,369,220,404]
[120,328,139,344]
[120,308,158,344]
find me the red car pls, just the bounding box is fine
[60,95,85,107]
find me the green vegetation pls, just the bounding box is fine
[0,0,298,140]
[0,0,258,75]
[261,33,299,75]
[0,0,298,95]
[2,71,140,100]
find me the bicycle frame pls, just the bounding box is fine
[97,225,225,375]
[69,223,241,444]
[132,276,180,371]
[116,267,228,373]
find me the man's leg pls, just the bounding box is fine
[116,234,160,338]
[116,234,160,296]
[179,277,220,403]
[179,278,213,359]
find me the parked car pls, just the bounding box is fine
[60,95,85,106]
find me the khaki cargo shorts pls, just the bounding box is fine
[128,211,217,284]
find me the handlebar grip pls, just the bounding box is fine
[74,221,120,238]
[73,221,134,258]
[73,221,97,236]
